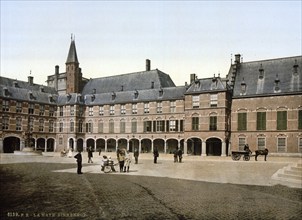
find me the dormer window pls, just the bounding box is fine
[67,93,72,102]
[13,81,18,88]
[259,64,264,79]
[77,94,82,103]
[28,91,35,100]
[211,74,217,90]
[112,92,116,100]
[240,78,247,95]
[92,88,96,94]
[159,88,163,97]
[274,74,281,93]
[40,86,44,92]
[134,90,139,99]
[91,94,95,102]
[48,95,54,103]
[293,59,299,76]
[3,87,9,97]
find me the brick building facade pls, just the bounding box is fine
[1,39,301,156]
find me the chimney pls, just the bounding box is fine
[234,54,241,64]
[28,76,34,86]
[55,65,59,75]
[146,59,151,71]
[190,74,196,84]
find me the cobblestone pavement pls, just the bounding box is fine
[1,154,301,220]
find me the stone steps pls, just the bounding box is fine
[271,162,302,188]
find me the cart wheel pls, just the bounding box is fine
[104,166,111,173]
[232,154,241,161]
[243,155,250,161]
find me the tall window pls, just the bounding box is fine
[78,120,83,133]
[144,102,149,114]
[39,105,45,116]
[16,117,22,131]
[277,137,286,152]
[298,110,302,130]
[78,106,83,117]
[2,100,9,112]
[59,106,63,116]
[59,122,63,132]
[144,120,152,132]
[16,102,22,113]
[257,112,266,130]
[120,119,126,133]
[192,116,199,131]
[98,120,103,133]
[238,137,246,151]
[70,120,74,132]
[70,105,74,116]
[99,106,104,116]
[109,119,114,133]
[180,120,184,132]
[49,120,54,132]
[132,104,137,114]
[210,94,218,107]
[121,104,126,115]
[49,106,55,117]
[29,103,34,114]
[156,120,164,132]
[131,119,137,133]
[110,105,115,115]
[257,137,266,150]
[169,120,176,132]
[89,106,93,116]
[39,119,44,132]
[192,95,199,108]
[170,101,176,113]
[238,112,247,131]
[86,120,93,133]
[277,111,287,130]
[157,102,162,113]
[299,137,302,153]
[2,116,9,130]
[209,116,217,131]
[29,117,34,132]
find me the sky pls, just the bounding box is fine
[1,0,301,86]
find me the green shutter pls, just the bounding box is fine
[277,111,287,130]
[238,113,247,131]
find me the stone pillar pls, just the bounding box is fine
[105,139,108,152]
[74,140,77,152]
[184,140,187,155]
[164,140,167,154]
[0,138,3,153]
[139,139,142,153]
[221,141,226,157]
[115,140,118,151]
[94,139,97,152]
[127,140,130,151]
[201,140,206,157]
[44,139,47,152]
[34,139,37,151]
[151,140,154,152]
[54,139,57,152]
[83,141,87,152]
[20,139,25,151]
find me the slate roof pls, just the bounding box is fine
[57,86,186,105]
[0,76,57,104]
[66,40,79,64]
[185,77,229,94]
[81,69,176,95]
[231,56,302,98]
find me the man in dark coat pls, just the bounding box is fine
[153,147,159,164]
[74,151,83,174]
[88,146,93,163]
[177,148,183,163]
[134,148,139,164]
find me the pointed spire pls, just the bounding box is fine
[66,35,79,64]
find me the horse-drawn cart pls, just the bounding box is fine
[231,151,252,161]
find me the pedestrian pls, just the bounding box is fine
[173,148,178,162]
[108,156,116,172]
[67,148,73,158]
[117,149,125,172]
[88,146,93,163]
[98,148,102,156]
[177,148,183,163]
[153,147,159,163]
[134,148,139,164]
[101,155,108,172]
[74,151,83,174]
[124,150,132,172]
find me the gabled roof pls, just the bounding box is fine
[232,56,302,98]
[81,69,176,95]
[66,40,79,64]
[185,77,229,94]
